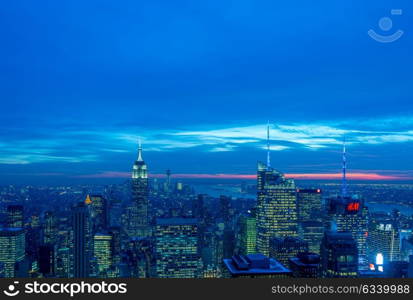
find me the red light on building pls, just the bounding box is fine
[316,189,321,193]
[346,202,360,212]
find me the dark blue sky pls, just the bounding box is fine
[0,0,412,184]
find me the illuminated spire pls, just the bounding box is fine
[267,121,271,170]
[342,137,347,198]
[85,194,92,205]
[137,138,143,162]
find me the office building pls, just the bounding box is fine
[320,231,358,278]
[94,233,113,276]
[72,202,90,278]
[297,189,322,222]
[300,221,324,254]
[38,244,55,276]
[326,197,369,268]
[43,211,58,245]
[155,218,201,278]
[269,237,308,267]
[56,247,70,278]
[368,223,400,264]
[289,252,321,278]
[7,205,24,228]
[88,195,108,231]
[256,162,298,256]
[0,228,25,277]
[238,211,257,255]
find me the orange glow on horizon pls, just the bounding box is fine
[75,171,413,181]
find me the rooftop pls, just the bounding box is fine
[156,218,198,226]
[0,227,25,235]
[224,254,291,276]
[289,253,321,266]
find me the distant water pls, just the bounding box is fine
[193,183,413,216]
[366,202,413,215]
[193,184,253,198]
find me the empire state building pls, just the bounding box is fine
[130,141,150,238]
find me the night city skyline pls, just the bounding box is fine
[1,0,413,184]
[1,0,413,283]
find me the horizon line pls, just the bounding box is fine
[73,171,413,181]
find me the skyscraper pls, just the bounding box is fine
[0,228,25,278]
[256,124,298,256]
[269,237,308,267]
[256,163,298,256]
[38,244,55,277]
[320,231,358,278]
[94,233,113,277]
[7,205,24,228]
[297,189,322,222]
[43,211,58,245]
[326,197,369,268]
[238,211,257,255]
[155,218,201,278]
[219,195,231,225]
[289,252,321,278]
[56,247,70,278]
[300,221,324,255]
[72,202,90,278]
[325,142,369,269]
[368,223,401,264]
[130,141,150,238]
[88,194,108,231]
[165,169,172,193]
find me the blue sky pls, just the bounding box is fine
[0,0,412,184]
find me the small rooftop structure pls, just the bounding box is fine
[223,254,291,277]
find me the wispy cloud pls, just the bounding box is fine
[1,115,413,164]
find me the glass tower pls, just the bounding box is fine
[256,162,298,256]
[238,211,257,255]
[0,228,25,278]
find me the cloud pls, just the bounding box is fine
[1,115,413,164]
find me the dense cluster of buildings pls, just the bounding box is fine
[1,133,413,279]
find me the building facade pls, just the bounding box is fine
[256,162,298,256]
[155,218,201,278]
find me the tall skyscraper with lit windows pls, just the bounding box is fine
[256,162,298,256]
[256,124,298,256]
[0,228,25,278]
[88,195,108,231]
[93,233,113,276]
[326,197,369,268]
[43,211,58,245]
[238,211,257,255]
[155,218,201,278]
[130,141,150,238]
[297,189,322,222]
[368,223,400,264]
